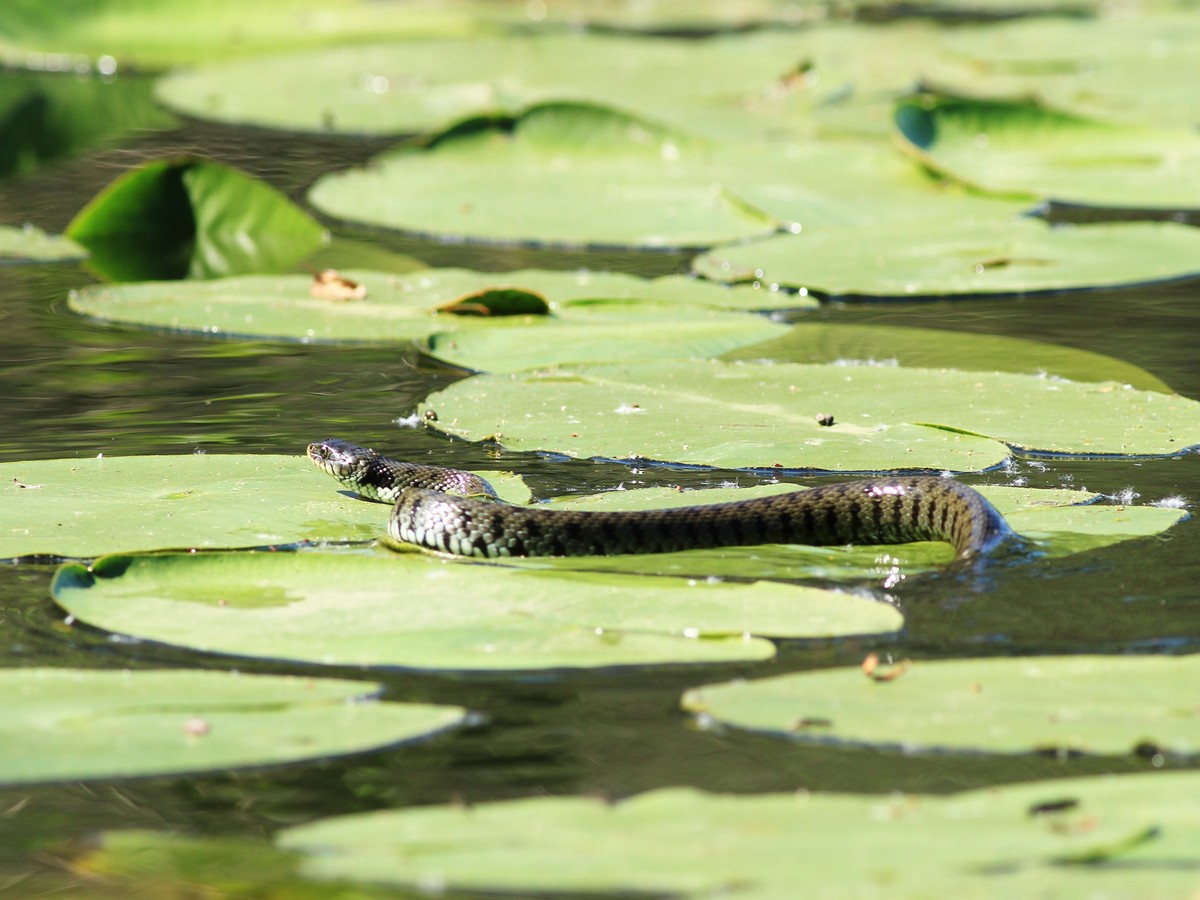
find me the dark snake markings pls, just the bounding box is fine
[308,438,1015,562]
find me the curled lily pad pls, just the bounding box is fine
[894,93,1200,210]
[682,655,1200,755]
[0,667,464,785]
[420,358,1200,473]
[65,158,326,281]
[48,550,897,671]
[273,775,1200,896]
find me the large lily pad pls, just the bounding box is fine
[694,219,1200,298]
[894,93,1200,210]
[67,267,799,345]
[0,0,485,69]
[310,102,782,248]
[683,655,1200,755]
[0,453,528,560]
[65,158,326,281]
[0,667,464,785]
[274,775,1200,897]
[932,14,1200,129]
[0,224,83,263]
[155,31,812,139]
[420,358,1200,472]
[49,550,896,671]
[310,101,1029,248]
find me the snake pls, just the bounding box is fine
[308,438,1014,562]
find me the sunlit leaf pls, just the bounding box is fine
[894,93,1200,210]
[48,550,883,670]
[274,775,1200,896]
[421,358,1200,472]
[695,219,1200,297]
[683,655,1200,755]
[0,667,464,785]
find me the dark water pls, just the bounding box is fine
[1,110,1198,890]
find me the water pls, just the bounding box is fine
[1,110,1198,891]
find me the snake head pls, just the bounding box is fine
[307,438,376,483]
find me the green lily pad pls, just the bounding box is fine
[65,158,326,281]
[0,667,464,786]
[420,358,1200,473]
[0,453,529,560]
[932,14,1200,129]
[274,774,1200,897]
[67,268,794,353]
[310,102,782,248]
[0,0,485,70]
[894,93,1200,210]
[310,100,1029,247]
[154,31,811,139]
[683,655,1200,755]
[695,219,1200,297]
[722,321,1173,394]
[49,550,896,671]
[0,224,84,263]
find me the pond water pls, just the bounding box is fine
[1,97,1198,889]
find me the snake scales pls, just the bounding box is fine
[308,438,1014,562]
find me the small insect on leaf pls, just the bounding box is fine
[861,652,911,682]
[310,269,367,301]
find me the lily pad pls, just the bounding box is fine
[0,453,529,560]
[154,31,812,139]
[310,101,1030,247]
[0,0,485,69]
[48,550,897,671]
[274,775,1200,897]
[65,158,326,281]
[0,667,464,785]
[67,268,793,355]
[0,224,84,263]
[894,93,1200,210]
[695,219,1200,298]
[310,102,782,248]
[933,14,1200,129]
[420,358,1200,473]
[682,655,1200,755]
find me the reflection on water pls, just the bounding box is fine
[1,89,1198,890]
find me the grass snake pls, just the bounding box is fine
[309,438,1014,562]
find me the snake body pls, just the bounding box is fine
[309,439,1013,562]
